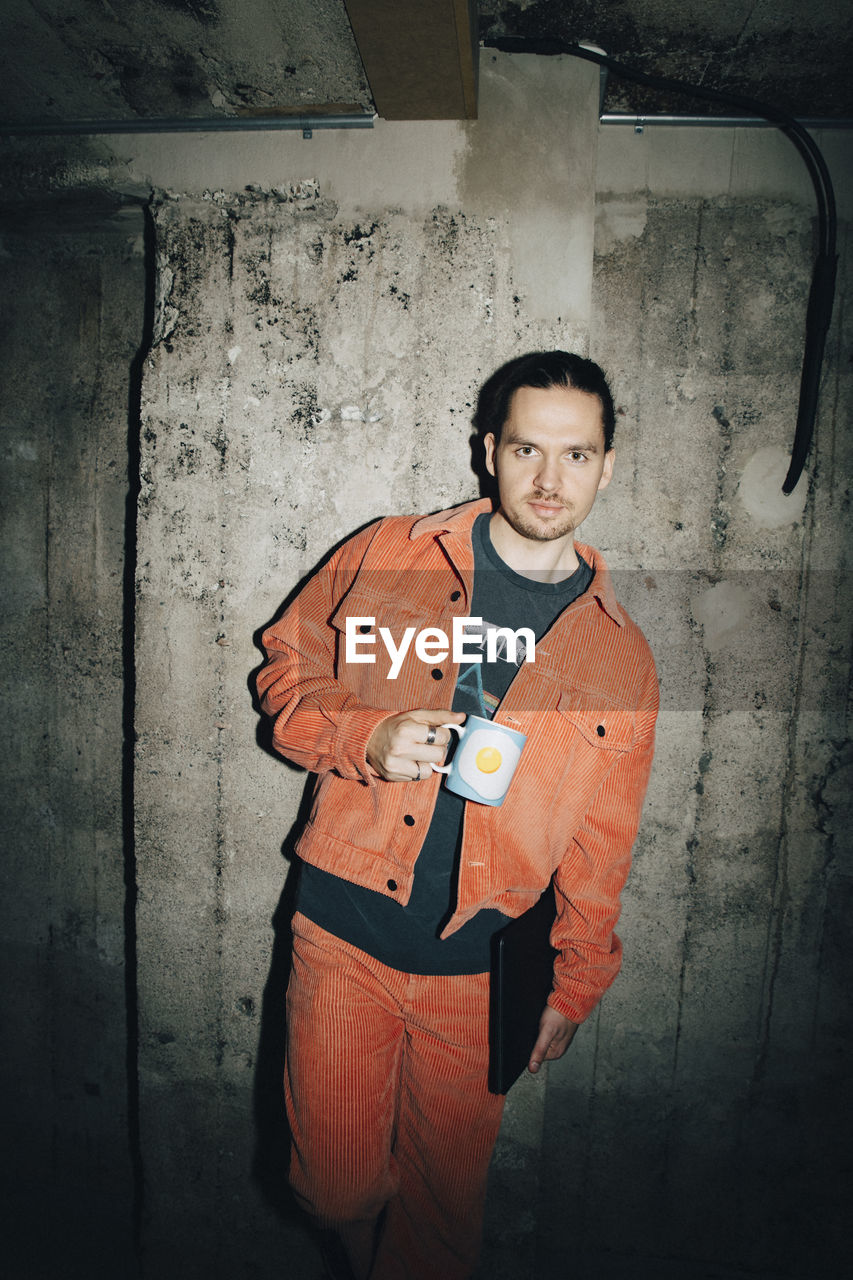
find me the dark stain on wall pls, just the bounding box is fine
[153,0,220,26]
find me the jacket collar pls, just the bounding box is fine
[409,497,491,540]
[573,540,624,627]
[410,499,624,627]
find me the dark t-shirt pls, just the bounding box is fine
[297,512,593,973]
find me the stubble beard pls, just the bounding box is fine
[503,500,577,544]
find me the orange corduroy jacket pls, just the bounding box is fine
[257,498,658,1024]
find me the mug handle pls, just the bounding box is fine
[431,721,464,774]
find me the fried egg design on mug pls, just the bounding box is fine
[457,730,522,801]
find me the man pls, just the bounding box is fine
[257,351,658,1279]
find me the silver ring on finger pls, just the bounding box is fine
[425,726,437,746]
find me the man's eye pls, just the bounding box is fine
[516,446,535,457]
[569,452,587,463]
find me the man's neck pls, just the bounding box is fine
[488,511,580,582]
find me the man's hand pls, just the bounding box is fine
[528,1006,579,1075]
[366,709,465,782]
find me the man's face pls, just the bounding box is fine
[484,383,614,545]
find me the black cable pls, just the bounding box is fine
[486,37,838,494]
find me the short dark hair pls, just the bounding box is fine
[473,351,616,451]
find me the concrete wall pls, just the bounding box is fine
[1,51,850,1280]
[0,197,146,1277]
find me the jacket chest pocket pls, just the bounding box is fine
[545,689,636,810]
[515,688,637,828]
[497,686,638,835]
[556,688,638,754]
[329,589,437,702]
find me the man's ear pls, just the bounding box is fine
[598,449,615,491]
[484,433,497,477]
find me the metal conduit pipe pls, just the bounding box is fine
[0,112,376,139]
[601,115,853,129]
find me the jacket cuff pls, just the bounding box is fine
[546,988,593,1025]
[333,703,395,784]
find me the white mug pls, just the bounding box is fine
[432,715,527,806]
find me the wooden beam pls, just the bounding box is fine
[344,0,479,120]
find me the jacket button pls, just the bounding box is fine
[450,590,461,601]
[431,668,443,680]
[403,814,415,826]
[597,724,606,737]
[359,624,371,634]
[387,879,398,892]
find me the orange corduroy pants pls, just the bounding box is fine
[285,913,506,1279]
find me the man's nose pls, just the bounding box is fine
[535,456,560,491]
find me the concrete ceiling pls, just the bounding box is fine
[0,0,850,127]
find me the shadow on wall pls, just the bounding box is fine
[247,598,314,1226]
[249,826,302,1221]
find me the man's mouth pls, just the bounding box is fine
[528,498,566,515]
